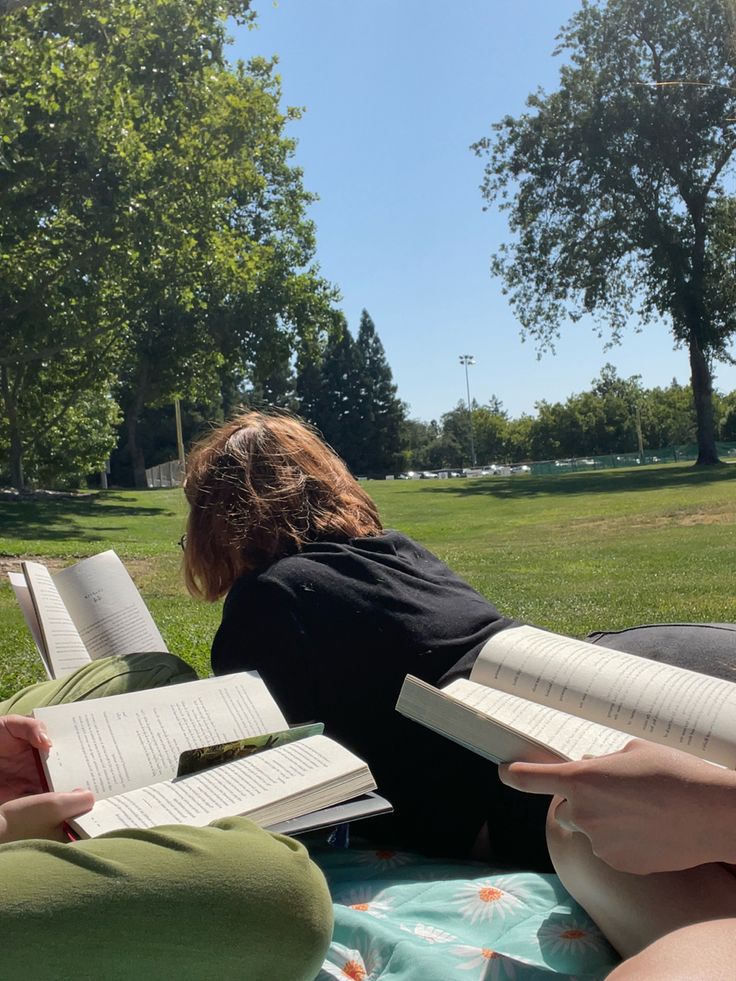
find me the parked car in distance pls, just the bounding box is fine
[420,470,439,479]
[510,465,531,474]
[398,471,421,480]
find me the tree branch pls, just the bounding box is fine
[0,0,35,15]
[0,319,121,367]
[42,335,120,433]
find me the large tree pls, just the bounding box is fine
[474,0,736,465]
[0,0,335,487]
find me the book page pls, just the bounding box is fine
[8,572,53,679]
[70,735,375,838]
[34,672,287,799]
[471,625,736,767]
[445,678,632,761]
[53,551,167,659]
[22,562,92,678]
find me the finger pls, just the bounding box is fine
[1,715,52,751]
[16,789,95,822]
[0,789,95,843]
[498,760,572,796]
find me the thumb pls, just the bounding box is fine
[498,760,571,796]
[0,789,95,843]
[31,789,96,820]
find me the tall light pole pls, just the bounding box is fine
[458,355,476,466]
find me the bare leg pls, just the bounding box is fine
[606,919,736,980]
[546,806,736,960]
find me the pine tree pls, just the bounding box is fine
[354,310,405,474]
[245,349,296,409]
[294,310,405,474]
[295,355,324,428]
[312,317,364,467]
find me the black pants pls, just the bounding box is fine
[587,622,736,681]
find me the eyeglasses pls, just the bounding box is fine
[178,534,187,551]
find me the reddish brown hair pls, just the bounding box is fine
[182,410,383,600]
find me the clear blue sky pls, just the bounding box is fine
[230,0,736,422]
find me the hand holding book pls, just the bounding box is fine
[500,738,736,875]
[29,672,383,840]
[397,624,736,768]
[0,714,53,802]
[0,714,94,843]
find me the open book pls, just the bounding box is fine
[9,550,167,679]
[396,624,736,767]
[33,672,381,839]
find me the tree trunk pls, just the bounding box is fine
[688,332,721,465]
[122,362,151,488]
[8,426,24,489]
[1,365,24,488]
[124,408,147,488]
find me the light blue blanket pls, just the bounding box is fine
[312,844,619,980]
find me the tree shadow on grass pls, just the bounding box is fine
[415,465,736,501]
[0,493,177,545]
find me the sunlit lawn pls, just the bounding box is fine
[0,462,734,700]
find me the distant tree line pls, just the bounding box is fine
[113,355,736,486]
[401,366,736,472]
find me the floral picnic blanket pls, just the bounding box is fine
[311,844,619,980]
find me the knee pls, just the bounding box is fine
[116,651,199,688]
[545,797,576,871]
[605,920,736,981]
[544,798,602,900]
[202,822,334,979]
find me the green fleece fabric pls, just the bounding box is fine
[1,817,333,980]
[0,651,198,714]
[0,655,334,979]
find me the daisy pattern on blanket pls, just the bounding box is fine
[398,921,457,944]
[451,945,520,979]
[335,887,395,919]
[452,877,525,925]
[353,848,415,871]
[315,846,620,980]
[318,940,385,981]
[537,915,608,956]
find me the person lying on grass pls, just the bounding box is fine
[181,408,736,879]
[501,738,736,980]
[181,408,552,869]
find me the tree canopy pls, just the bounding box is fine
[474,0,736,465]
[0,0,335,487]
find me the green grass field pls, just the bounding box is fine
[0,463,734,701]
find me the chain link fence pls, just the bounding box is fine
[528,442,736,476]
[145,459,184,488]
